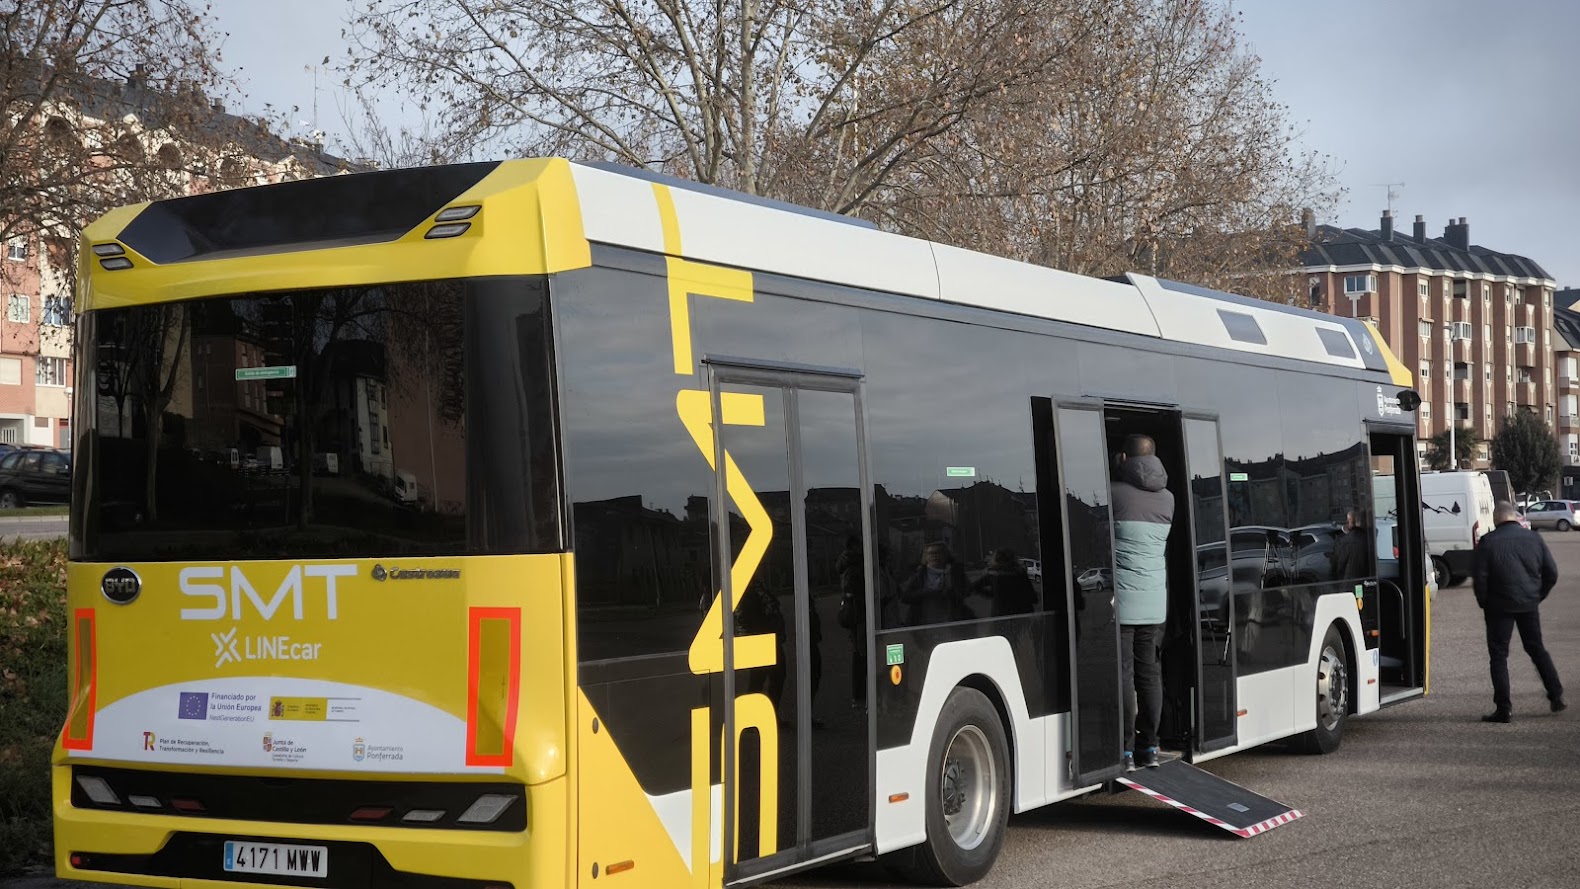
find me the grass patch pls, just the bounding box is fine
[0,505,69,518]
[0,538,67,875]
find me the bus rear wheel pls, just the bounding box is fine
[892,686,1011,886]
[1292,624,1348,755]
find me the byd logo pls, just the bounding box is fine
[179,565,357,621]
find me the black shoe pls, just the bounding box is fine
[1552,697,1567,713]
[1135,746,1159,768]
[1482,710,1512,723]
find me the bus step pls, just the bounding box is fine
[1116,761,1304,837]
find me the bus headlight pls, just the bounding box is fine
[456,794,515,824]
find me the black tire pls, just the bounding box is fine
[1292,624,1348,755]
[1430,556,1449,590]
[1559,520,1572,532]
[0,489,21,509]
[1446,573,1467,588]
[889,687,1011,886]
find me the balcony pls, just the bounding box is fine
[1518,381,1537,404]
[1453,378,1473,402]
[1561,415,1579,431]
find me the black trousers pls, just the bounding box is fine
[1484,609,1564,712]
[1121,623,1164,752]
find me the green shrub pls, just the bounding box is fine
[0,538,68,875]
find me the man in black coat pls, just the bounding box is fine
[1473,501,1565,723]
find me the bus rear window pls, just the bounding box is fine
[72,277,560,561]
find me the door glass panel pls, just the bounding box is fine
[1058,408,1121,781]
[797,388,867,841]
[1186,418,1235,750]
[719,384,797,862]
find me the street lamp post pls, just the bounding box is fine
[1444,322,1456,470]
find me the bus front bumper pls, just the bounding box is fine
[53,766,568,889]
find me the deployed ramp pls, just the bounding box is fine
[1116,760,1304,837]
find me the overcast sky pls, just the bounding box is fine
[208,0,1580,287]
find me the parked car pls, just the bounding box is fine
[1522,500,1580,532]
[1018,558,1042,583]
[0,446,72,508]
[1075,567,1111,592]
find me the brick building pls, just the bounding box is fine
[0,74,347,450]
[1298,211,1557,468]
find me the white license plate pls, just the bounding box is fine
[223,841,329,878]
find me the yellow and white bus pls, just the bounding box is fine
[56,159,1428,888]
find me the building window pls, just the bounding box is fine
[1548,405,1555,423]
[40,296,70,327]
[1421,402,1431,420]
[1507,401,1516,416]
[1483,284,1491,302]
[1420,361,1432,382]
[1518,366,1536,384]
[1486,363,1493,382]
[1453,362,1470,380]
[35,356,66,387]
[1456,402,1471,421]
[1454,281,1468,299]
[0,357,19,385]
[1419,281,1429,297]
[1516,326,1537,344]
[1344,274,1376,294]
[5,238,26,261]
[6,294,28,323]
[1483,323,1491,343]
[1418,319,1433,338]
[1451,321,1473,341]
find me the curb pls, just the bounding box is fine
[0,516,68,525]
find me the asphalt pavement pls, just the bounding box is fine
[7,532,1580,889]
[0,514,67,541]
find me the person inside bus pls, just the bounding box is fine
[899,542,970,625]
[1110,434,1175,770]
[1330,509,1371,580]
[969,547,1037,616]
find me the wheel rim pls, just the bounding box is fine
[1316,644,1347,732]
[0,493,15,509]
[940,724,997,850]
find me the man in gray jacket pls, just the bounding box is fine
[1111,434,1175,769]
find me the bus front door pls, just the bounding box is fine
[707,364,874,884]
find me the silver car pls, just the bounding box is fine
[1523,500,1580,532]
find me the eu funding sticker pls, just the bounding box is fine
[235,365,297,381]
[1229,472,1250,482]
[946,467,976,478]
[886,643,905,666]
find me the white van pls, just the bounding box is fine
[1419,471,1496,588]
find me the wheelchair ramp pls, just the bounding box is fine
[1116,760,1304,837]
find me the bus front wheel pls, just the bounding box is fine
[1292,624,1348,755]
[892,686,1011,886]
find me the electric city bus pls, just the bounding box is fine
[56,158,1428,888]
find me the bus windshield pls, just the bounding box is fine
[72,276,561,562]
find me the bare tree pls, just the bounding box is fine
[886,0,1340,295]
[0,1,233,262]
[344,0,1338,296]
[344,0,1106,213]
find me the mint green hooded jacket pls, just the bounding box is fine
[1112,455,1175,625]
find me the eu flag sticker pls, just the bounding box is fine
[178,692,209,720]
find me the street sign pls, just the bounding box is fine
[235,366,297,381]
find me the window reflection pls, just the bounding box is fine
[78,279,561,561]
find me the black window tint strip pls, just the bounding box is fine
[1217,309,1267,345]
[1316,328,1356,359]
[117,163,500,264]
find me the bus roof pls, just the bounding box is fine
[81,157,1409,385]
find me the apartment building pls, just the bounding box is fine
[1299,211,1557,468]
[0,73,347,449]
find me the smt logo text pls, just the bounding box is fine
[180,565,358,621]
